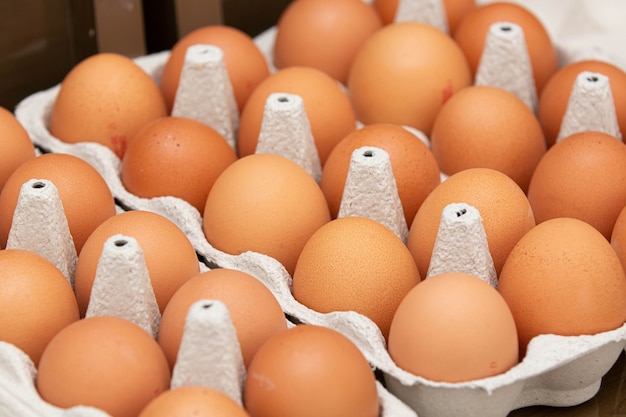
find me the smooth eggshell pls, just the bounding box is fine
[0,106,36,191]
[138,386,250,417]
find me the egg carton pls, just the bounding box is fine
[7,9,626,417]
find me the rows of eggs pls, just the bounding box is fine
[3,2,623,416]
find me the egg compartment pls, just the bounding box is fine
[10,9,626,417]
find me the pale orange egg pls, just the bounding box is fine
[347,21,472,136]
[453,1,558,95]
[37,316,171,417]
[203,153,331,275]
[538,60,626,147]
[160,25,271,114]
[388,272,518,382]
[611,205,626,273]
[244,324,379,417]
[498,217,626,357]
[0,153,117,253]
[0,248,79,366]
[373,0,476,35]
[272,0,383,85]
[121,116,238,213]
[430,85,546,192]
[158,268,288,369]
[321,123,440,227]
[74,210,201,316]
[527,130,626,240]
[0,106,36,191]
[292,216,420,340]
[407,167,535,278]
[49,53,168,158]
[139,386,250,417]
[237,66,357,165]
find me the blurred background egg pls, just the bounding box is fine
[347,21,472,136]
[292,216,420,340]
[158,268,288,370]
[244,324,379,417]
[74,210,201,316]
[0,106,36,192]
[237,66,357,165]
[430,85,546,192]
[160,25,271,114]
[321,123,440,228]
[0,248,79,366]
[138,385,250,417]
[537,59,626,147]
[0,153,117,253]
[121,116,237,213]
[388,272,519,382]
[37,315,171,417]
[498,217,626,357]
[453,1,559,95]
[49,53,168,158]
[408,167,535,278]
[527,130,626,240]
[272,0,383,85]
[203,153,331,275]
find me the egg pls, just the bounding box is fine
[160,25,271,113]
[611,206,626,273]
[388,272,519,382]
[74,210,201,316]
[0,153,117,253]
[203,153,331,275]
[237,66,357,165]
[0,248,79,366]
[49,53,168,158]
[0,106,36,191]
[292,216,420,339]
[453,1,558,94]
[243,324,379,417]
[121,116,238,213]
[538,59,626,147]
[498,217,626,357]
[272,0,383,85]
[347,21,472,136]
[158,268,288,369]
[138,385,250,417]
[430,85,546,192]
[321,123,441,227]
[407,167,535,278]
[527,130,626,240]
[36,315,171,417]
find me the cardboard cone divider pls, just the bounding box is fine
[393,0,449,33]
[7,20,626,417]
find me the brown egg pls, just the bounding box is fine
[160,25,270,113]
[49,53,168,158]
[538,60,626,147]
[292,216,420,340]
[139,386,250,417]
[0,106,36,191]
[454,1,558,94]
[244,324,379,417]
[37,316,171,417]
[273,0,383,85]
[408,167,535,277]
[611,206,626,273]
[321,123,440,227]
[430,85,546,192]
[388,272,518,382]
[498,217,626,357]
[0,153,117,253]
[347,21,472,136]
[0,249,79,366]
[237,66,357,165]
[527,130,626,240]
[74,210,200,316]
[121,116,237,213]
[158,268,288,369]
[203,153,331,275]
